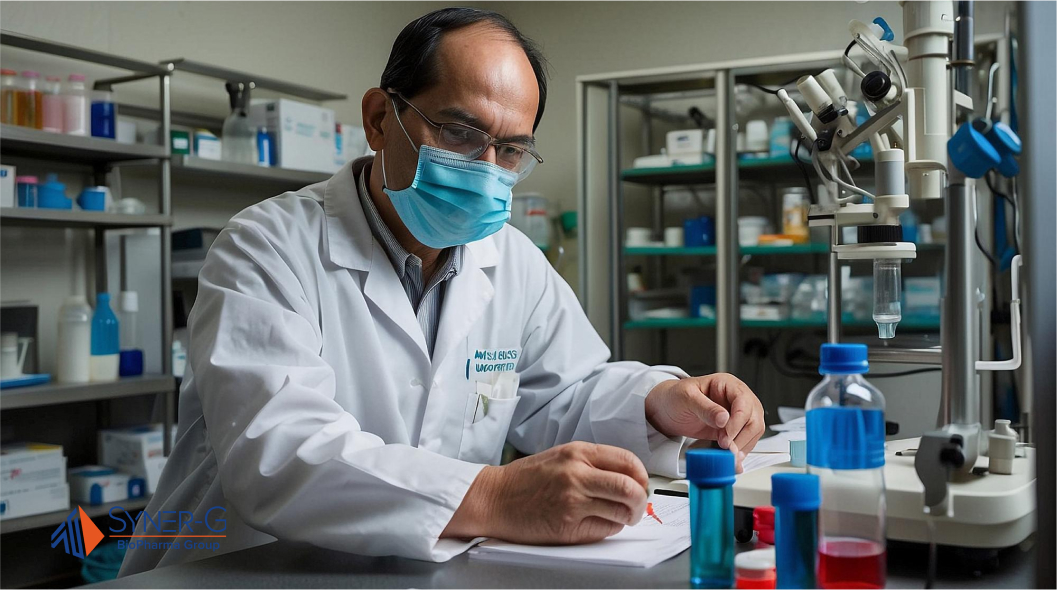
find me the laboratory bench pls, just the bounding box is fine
[84,536,1036,589]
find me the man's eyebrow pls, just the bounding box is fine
[436,106,536,145]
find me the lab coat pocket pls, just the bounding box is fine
[458,393,521,465]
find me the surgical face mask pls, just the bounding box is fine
[381,111,518,249]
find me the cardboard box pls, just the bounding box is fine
[0,164,14,208]
[335,123,371,168]
[68,466,146,505]
[250,99,336,173]
[98,425,176,494]
[1,443,65,482]
[0,484,70,520]
[2,456,67,498]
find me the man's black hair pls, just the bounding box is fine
[380,7,548,131]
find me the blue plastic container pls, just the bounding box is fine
[690,285,716,318]
[77,187,108,211]
[37,176,72,209]
[15,176,37,207]
[772,473,820,589]
[91,100,116,139]
[684,216,716,248]
[687,449,735,588]
[91,293,120,356]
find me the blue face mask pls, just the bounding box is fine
[382,140,517,249]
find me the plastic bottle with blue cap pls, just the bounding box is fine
[805,343,886,589]
[771,473,819,589]
[687,448,736,588]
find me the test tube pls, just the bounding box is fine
[771,473,820,590]
[687,449,735,589]
[872,258,902,339]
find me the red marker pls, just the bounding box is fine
[646,502,663,524]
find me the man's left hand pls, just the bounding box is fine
[644,374,765,465]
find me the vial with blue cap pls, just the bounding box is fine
[771,473,819,589]
[687,449,736,588]
[805,343,886,589]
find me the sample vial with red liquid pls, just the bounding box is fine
[805,343,887,589]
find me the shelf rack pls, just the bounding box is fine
[1,495,151,535]
[576,50,945,372]
[0,33,176,450]
[171,155,332,187]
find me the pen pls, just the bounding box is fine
[646,502,663,524]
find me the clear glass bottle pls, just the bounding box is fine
[1,69,19,125]
[64,74,89,135]
[17,70,43,129]
[222,82,257,164]
[872,259,902,339]
[805,343,886,589]
[118,291,144,376]
[687,449,736,588]
[42,75,64,133]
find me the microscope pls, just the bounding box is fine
[735,0,1035,549]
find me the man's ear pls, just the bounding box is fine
[362,88,390,151]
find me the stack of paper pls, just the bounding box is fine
[469,493,689,568]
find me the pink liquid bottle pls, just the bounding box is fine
[805,344,887,589]
[42,75,65,133]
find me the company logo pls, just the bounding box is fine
[51,507,104,558]
[49,505,228,556]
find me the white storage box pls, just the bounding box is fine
[0,484,69,520]
[335,123,371,168]
[98,425,176,494]
[1,443,66,496]
[0,164,14,207]
[666,129,704,155]
[68,466,146,505]
[251,99,337,173]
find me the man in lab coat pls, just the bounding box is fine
[121,7,764,575]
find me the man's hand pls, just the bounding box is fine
[441,442,649,544]
[644,374,765,465]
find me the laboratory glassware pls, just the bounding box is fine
[687,448,736,588]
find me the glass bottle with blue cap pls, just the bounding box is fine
[686,448,735,589]
[771,473,819,589]
[805,343,886,589]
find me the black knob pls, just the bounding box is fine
[861,71,892,103]
[940,445,966,469]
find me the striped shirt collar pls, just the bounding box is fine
[356,163,461,287]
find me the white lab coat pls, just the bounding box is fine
[119,157,690,576]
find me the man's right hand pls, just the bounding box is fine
[441,441,650,544]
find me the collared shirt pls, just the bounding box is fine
[357,164,461,357]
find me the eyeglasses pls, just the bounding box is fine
[388,91,542,179]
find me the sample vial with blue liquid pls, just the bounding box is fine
[805,343,887,589]
[687,448,735,589]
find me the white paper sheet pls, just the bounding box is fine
[469,493,690,568]
[751,431,806,454]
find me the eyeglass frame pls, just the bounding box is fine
[386,90,543,176]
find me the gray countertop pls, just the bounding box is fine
[85,539,1036,589]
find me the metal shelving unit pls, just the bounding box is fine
[171,155,332,186]
[0,375,175,410]
[624,317,941,331]
[577,50,924,372]
[161,58,347,102]
[0,207,172,229]
[0,32,176,452]
[0,495,151,534]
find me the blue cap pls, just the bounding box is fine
[806,406,886,469]
[819,343,869,374]
[686,449,735,488]
[771,473,820,511]
[872,17,895,42]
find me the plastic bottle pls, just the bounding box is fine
[687,449,736,589]
[118,291,144,376]
[221,82,257,164]
[753,505,775,547]
[42,76,64,133]
[1,69,19,125]
[90,293,120,382]
[91,90,116,139]
[805,343,886,589]
[15,176,38,207]
[771,473,819,589]
[17,70,43,129]
[64,74,89,136]
[57,295,92,383]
